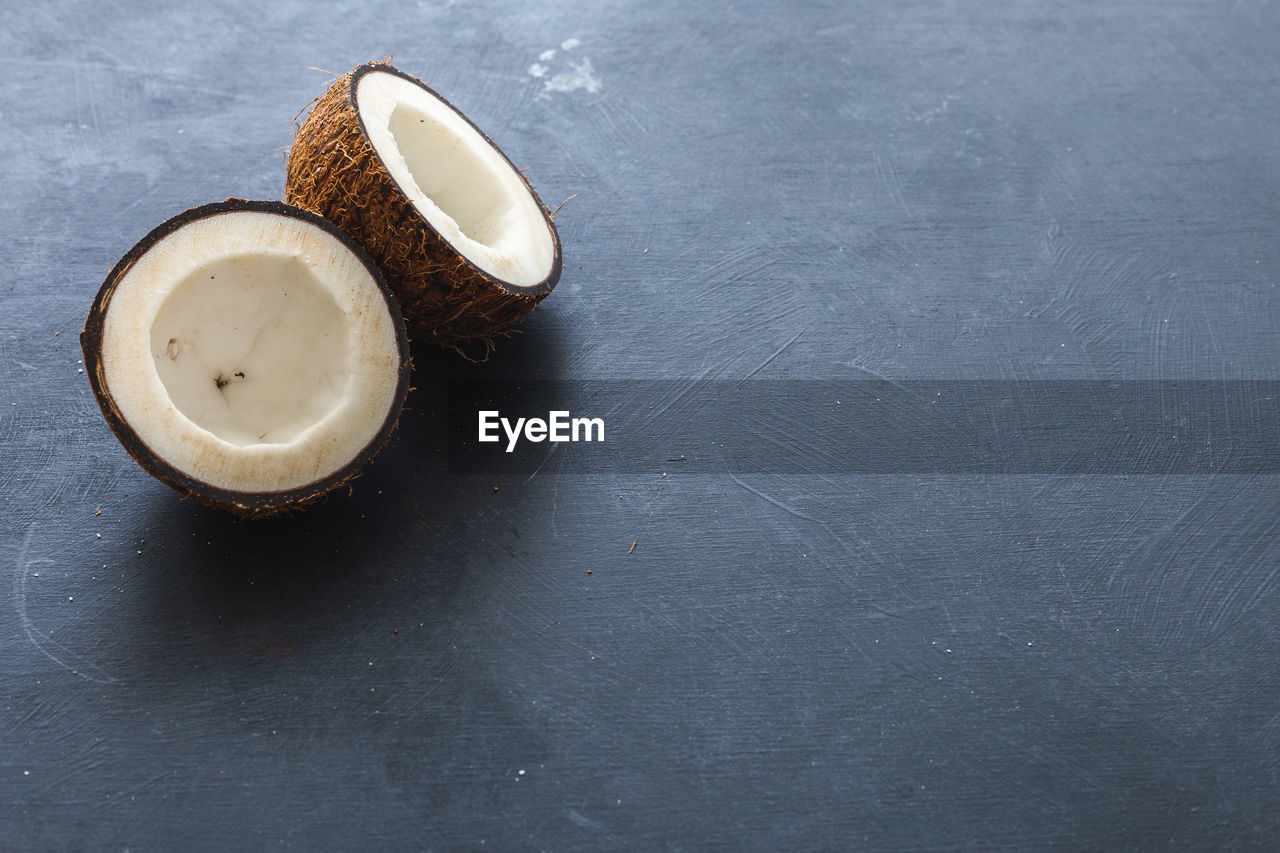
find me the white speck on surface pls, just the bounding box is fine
[518,769,526,775]
[527,63,548,78]
[543,58,602,94]
[561,38,580,50]
[539,49,556,62]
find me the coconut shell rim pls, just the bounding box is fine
[344,61,563,300]
[80,197,412,516]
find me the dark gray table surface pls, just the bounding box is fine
[3,1,1279,849]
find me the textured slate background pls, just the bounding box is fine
[2,0,1279,849]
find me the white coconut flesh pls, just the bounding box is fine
[356,70,556,286]
[100,210,403,494]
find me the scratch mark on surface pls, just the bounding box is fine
[14,524,117,684]
[837,360,931,404]
[730,475,821,524]
[547,459,566,539]
[403,627,467,712]
[521,440,562,485]
[739,330,802,384]
[866,601,906,622]
[567,809,605,830]
[874,151,914,219]
[636,378,706,432]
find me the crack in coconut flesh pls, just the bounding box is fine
[82,200,410,516]
[286,63,562,351]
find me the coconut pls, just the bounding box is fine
[81,199,411,517]
[285,62,561,352]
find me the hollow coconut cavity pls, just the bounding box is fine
[286,62,561,352]
[81,199,410,516]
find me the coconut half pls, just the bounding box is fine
[81,199,410,516]
[285,62,561,351]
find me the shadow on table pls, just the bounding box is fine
[117,321,567,673]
